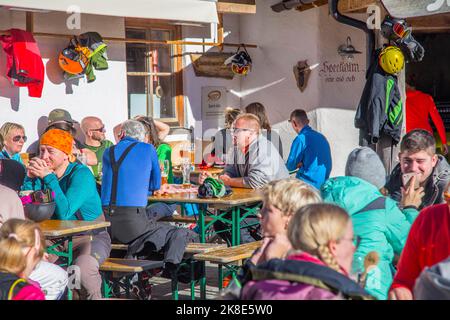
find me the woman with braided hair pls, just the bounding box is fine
[241,204,373,300]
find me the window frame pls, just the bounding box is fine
[125,18,184,127]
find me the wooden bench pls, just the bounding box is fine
[159,215,214,224]
[193,240,263,293]
[100,258,164,300]
[111,242,225,254]
[108,242,226,300]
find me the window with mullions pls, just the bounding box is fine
[126,27,180,123]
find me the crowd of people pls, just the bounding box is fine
[0,100,449,301]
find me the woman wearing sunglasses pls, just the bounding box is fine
[242,204,372,300]
[0,122,27,165]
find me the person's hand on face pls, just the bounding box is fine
[401,175,425,208]
[263,233,292,262]
[250,236,272,265]
[400,150,437,186]
[28,157,53,179]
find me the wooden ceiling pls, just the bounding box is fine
[216,0,450,33]
[217,0,256,14]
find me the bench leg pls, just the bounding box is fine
[190,260,196,300]
[101,272,113,298]
[218,264,223,294]
[200,261,207,300]
[171,278,179,300]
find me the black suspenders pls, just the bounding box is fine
[109,142,138,208]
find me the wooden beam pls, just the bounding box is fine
[26,11,34,33]
[0,30,257,48]
[217,13,224,52]
[408,13,450,33]
[217,0,256,14]
[296,0,328,12]
[338,0,378,14]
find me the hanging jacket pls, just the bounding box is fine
[0,29,45,97]
[78,32,108,83]
[406,89,447,146]
[385,155,450,210]
[241,252,373,300]
[355,59,403,145]
[321,176,419,300]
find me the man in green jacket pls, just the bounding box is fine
[321,147,423,300]
[81,116,114,181]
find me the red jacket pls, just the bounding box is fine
[406,89,447,145]
[0,29,44,98]
[390,203,450,294]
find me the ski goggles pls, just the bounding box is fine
[393,22,411,39]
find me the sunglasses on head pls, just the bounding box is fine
[12,135,27,142]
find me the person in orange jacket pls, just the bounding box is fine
[406,74,448,155]
[388,181,450,300]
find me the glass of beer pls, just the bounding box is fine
[160,159,169,185]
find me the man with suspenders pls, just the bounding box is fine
[101,120,197,274]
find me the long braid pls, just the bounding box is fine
[317,244,341,273]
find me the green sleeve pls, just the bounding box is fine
[157,144,173,183]
[384,197,414,255]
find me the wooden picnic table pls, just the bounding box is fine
[172,164,224,176]
[39,220,110,238]
[39,219,111,300]
[149,187,263,206]
[149,187,262,254]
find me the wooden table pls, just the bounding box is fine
[172,165,224,176]
[39,220,111,300]
[149,187,262,299]
[40,220,110,238]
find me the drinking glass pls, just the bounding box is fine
[181,158,191,188]
[160,159,170,184]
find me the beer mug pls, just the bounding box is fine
[160,159,169,185]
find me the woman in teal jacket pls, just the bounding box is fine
[321,147,421,299]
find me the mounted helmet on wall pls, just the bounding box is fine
[381,16,411,41]
[58,37,90,75]
[378,46,405,75]
[225,45,252,75]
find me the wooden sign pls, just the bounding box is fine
[190,52,235,79]
[382,0,450,18]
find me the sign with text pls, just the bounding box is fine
[318,60,364,84]
[382,0,450,18]
[201,86,227,120]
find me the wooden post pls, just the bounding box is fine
[26,12,34,33]
[218,13,224,52]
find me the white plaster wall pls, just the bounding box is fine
[239,2,367,175]
[0,10,127,151]
[182,14,242,143]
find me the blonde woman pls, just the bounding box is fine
[222,179,321,298]
[251,178,322,265]
[0,122,26,165]
[0,219,45,300]
[241,204,373,300]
